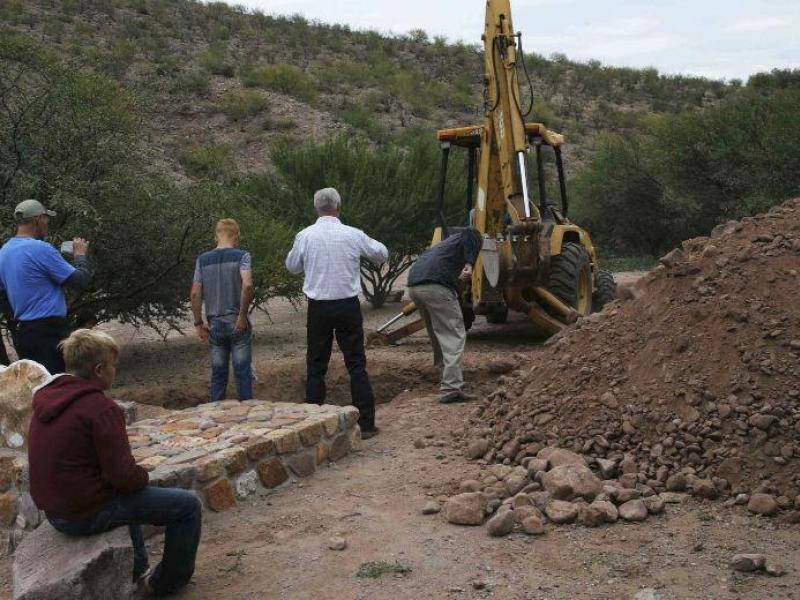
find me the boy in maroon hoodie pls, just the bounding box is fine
[28,329,202,596]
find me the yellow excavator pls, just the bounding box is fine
[370,0,615,345]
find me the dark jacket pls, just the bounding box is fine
[28,375,148,521]
[408,228,483,293]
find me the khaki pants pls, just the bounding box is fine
[408,284,466,392]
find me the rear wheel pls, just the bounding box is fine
[547,242,593,316]
[593,270,617,311]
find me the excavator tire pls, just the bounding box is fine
[485,305,508,325]
[593,270,617,311]
[547,242,593,316]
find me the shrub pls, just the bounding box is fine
[240,64,318,104]
[179,143,235,181]
[217,89,269,120]
[174,68,211,96]
[245,135,466,308]
[198,42,235,77]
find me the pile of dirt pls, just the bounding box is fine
[466,197,800,506]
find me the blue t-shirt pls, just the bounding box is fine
[0,237,76,321]
[193,248,252,320]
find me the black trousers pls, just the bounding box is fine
[12,317,69,374]
[306,297,375,429]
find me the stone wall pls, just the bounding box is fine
[131,400,361,512]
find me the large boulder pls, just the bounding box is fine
[537,447,586,468]
[442,492,486,526]
[13,521,135,599]
[542,464,602,501]
[0,361,50,450]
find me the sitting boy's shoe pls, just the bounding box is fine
[361,426,380,440]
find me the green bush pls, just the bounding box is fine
[174,68,211,96]
[572,88,800,256]
[243,135,466,308]
[198,42,235,77]
[339,104,384,138]
[179,143,235,181]
[240,64,318,104]
[0,35,214,330]
[217,89,269,120]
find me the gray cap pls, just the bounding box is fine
[14,199,56,220]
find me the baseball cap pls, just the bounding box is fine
[14,199,56,220]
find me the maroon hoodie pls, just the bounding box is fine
[28,375,148,521]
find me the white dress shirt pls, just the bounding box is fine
[285,216,388,300]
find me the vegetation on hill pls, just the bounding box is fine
[1,0,798,334]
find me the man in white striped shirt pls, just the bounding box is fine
[285,188,388,439]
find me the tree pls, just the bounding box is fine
[242,135,466,308]
[0,35,213,333]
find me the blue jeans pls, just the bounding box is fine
[209,317,253,402]
[49,486,202,596]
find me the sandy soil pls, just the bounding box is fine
[4,273,798,599]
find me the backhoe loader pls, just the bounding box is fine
[370,0,615,345]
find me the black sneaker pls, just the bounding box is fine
[361,426,380,440]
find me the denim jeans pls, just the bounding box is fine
[208,317,253,402]
[48,486,202,596]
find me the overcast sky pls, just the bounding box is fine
[223,0,798,80]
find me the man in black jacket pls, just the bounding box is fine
[407,228,482,403]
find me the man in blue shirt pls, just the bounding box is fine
[0,200,91,373]
[190,219,254,402]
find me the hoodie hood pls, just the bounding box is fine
[33,374,103,423]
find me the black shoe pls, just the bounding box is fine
[361,426,380,440]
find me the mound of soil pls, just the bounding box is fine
[468,198,800,501]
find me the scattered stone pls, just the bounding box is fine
[659,492,689,504]
[443,493,486,526]
[665,474,687,492]
[618,499,648,522]
[591,500,619,523]
[643,495,665,515]
[595,458,618,479]
[466,439,489,459]
[421,501,441,515]
[542,464,602,501]
[328,536,347,551]
[577,504,607,527]
[748,493,779,516]
[544,500,579,524]
[486,509,515,537]
[735,493,749,506]
[521,515,545,535]
[458,480,482,494]
[537,447,586,468]
[730,554,766,572]
[691,479,718,500]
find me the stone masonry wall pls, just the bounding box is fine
[129,400,361,512]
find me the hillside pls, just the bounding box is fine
[0,0,734,178]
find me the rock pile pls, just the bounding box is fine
[463,198,800,518]
[437,447,671,535]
